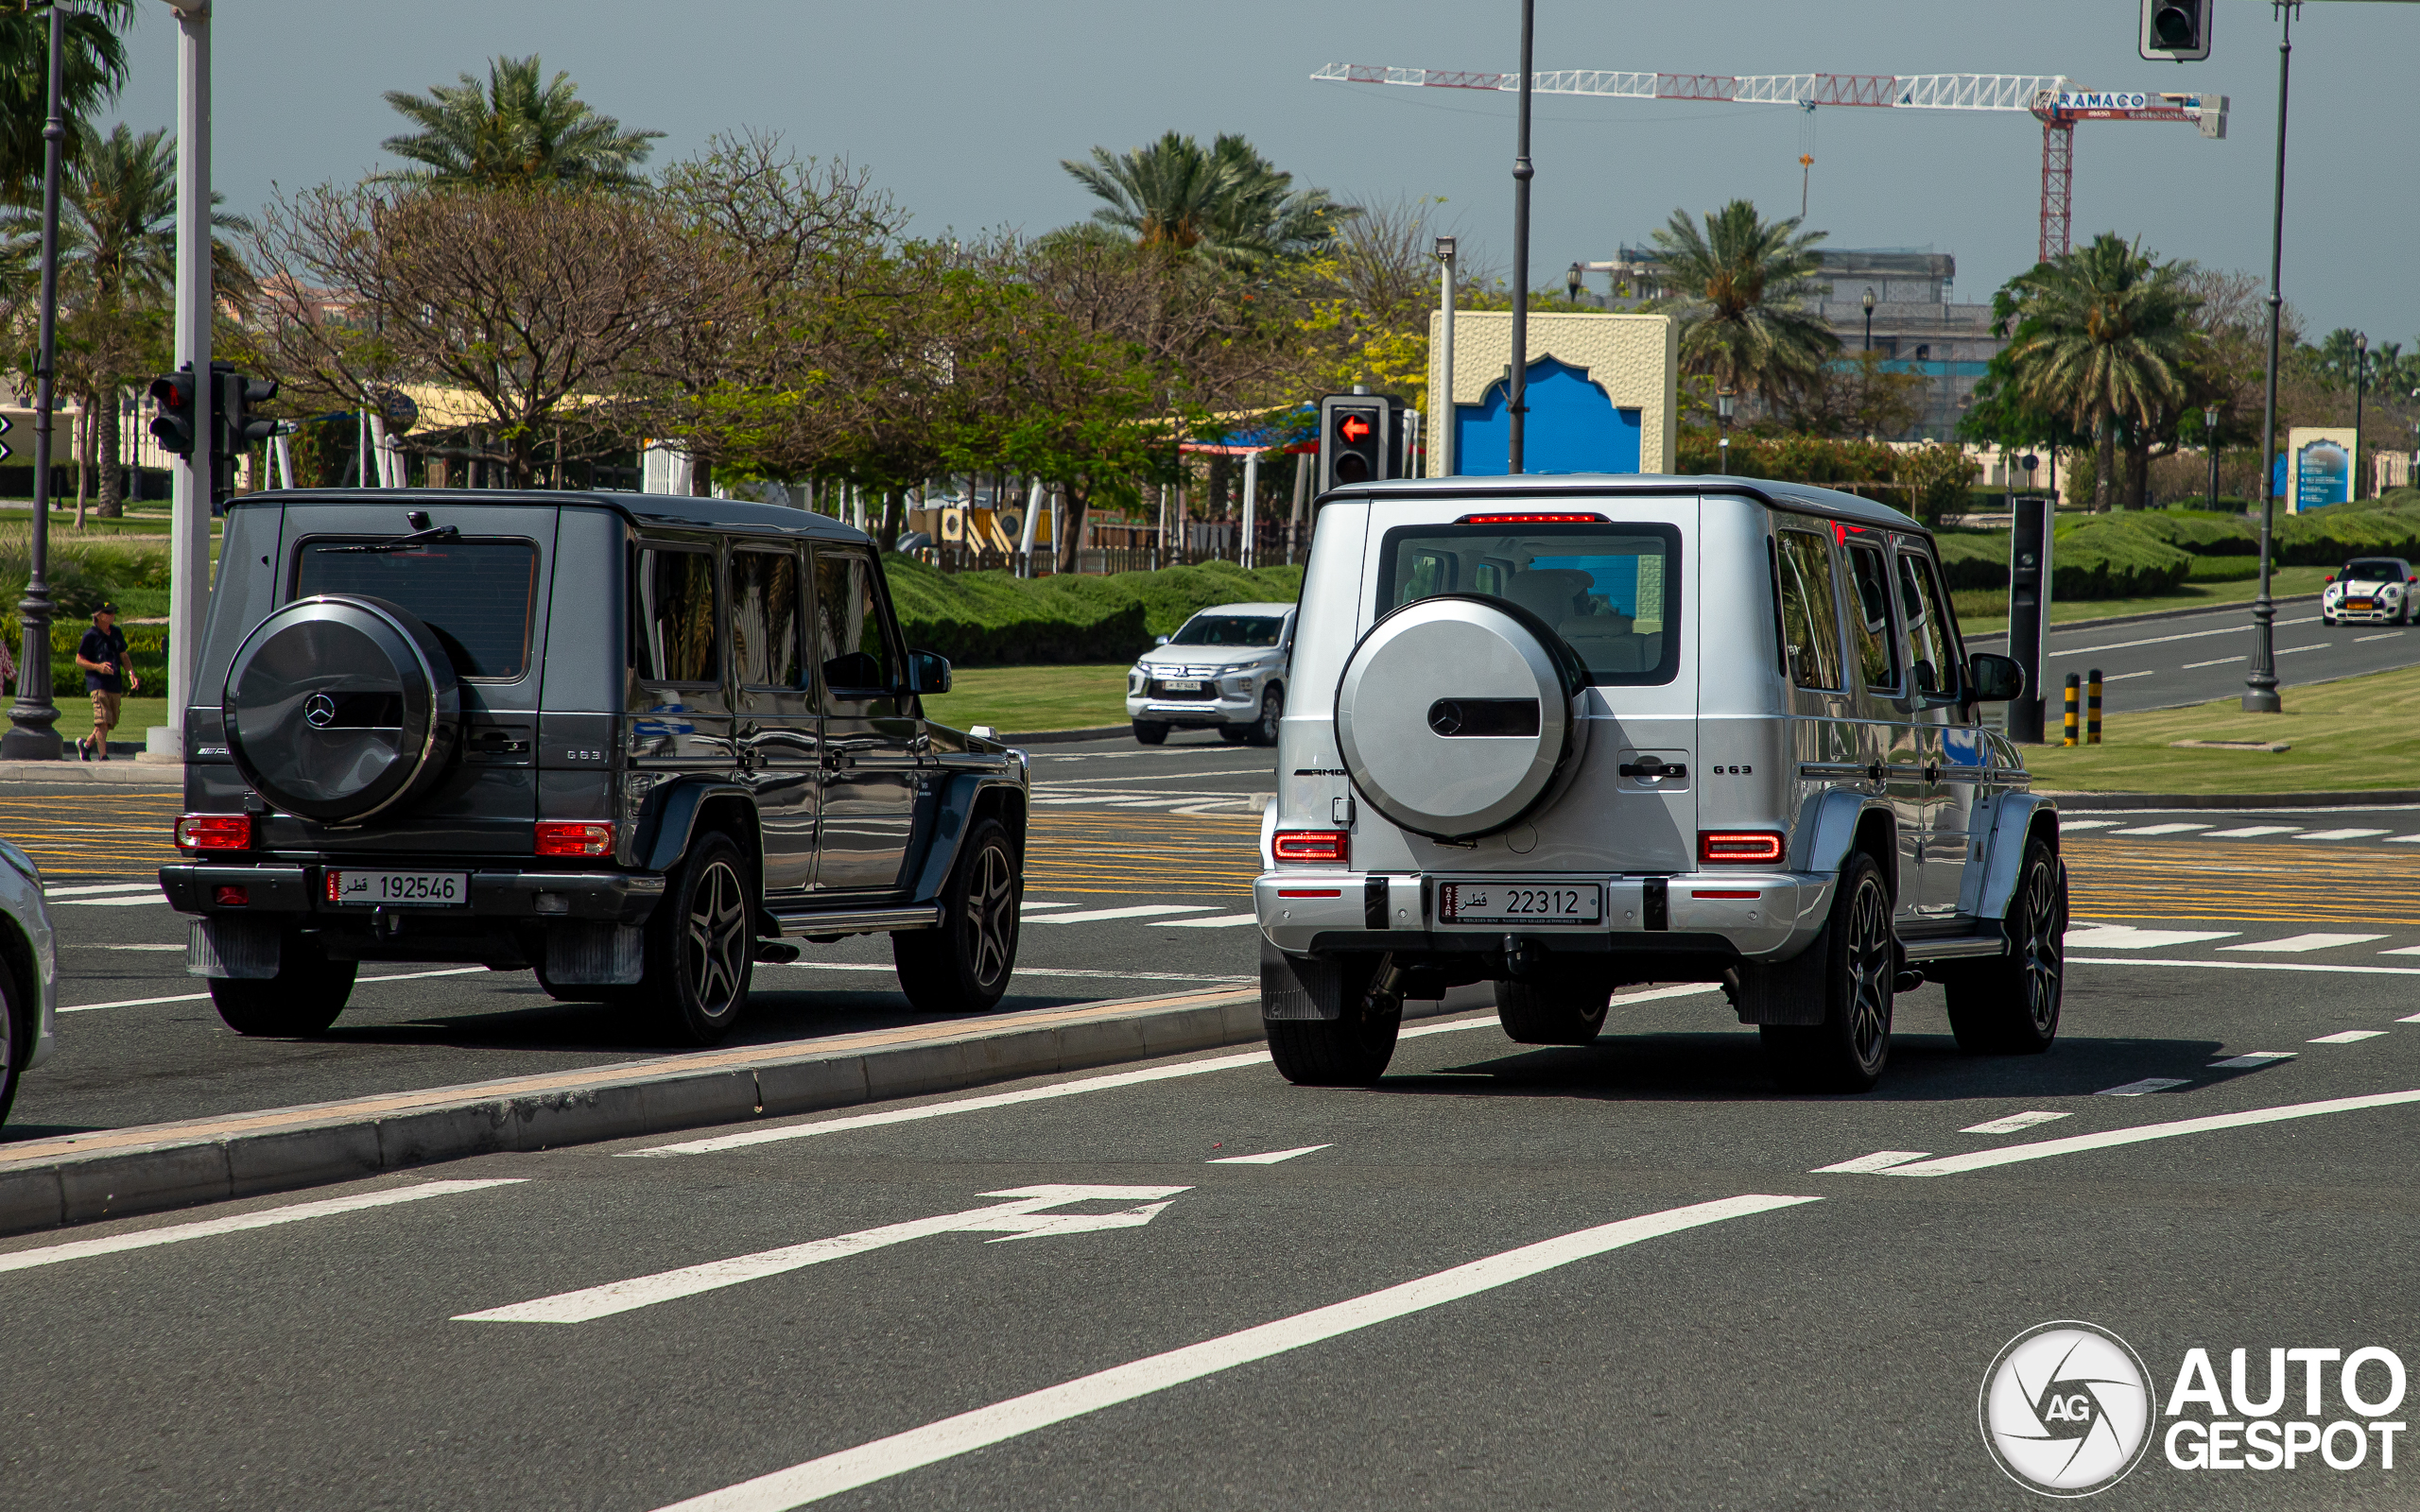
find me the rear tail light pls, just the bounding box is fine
[176,814,251,851]
[1272,831,1350,865]
[1700,831,1785,866]
[535,820,615,858]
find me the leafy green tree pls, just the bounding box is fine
[0,1,130,203]
[2000,233,2200,511]
[1063,130,1354,266]
[1642,198,1839,404]
[378,55,662,190]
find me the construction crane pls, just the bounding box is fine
[1312,64,2226,266]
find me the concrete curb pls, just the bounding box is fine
[0,983,1465,1239]
[2045,789,2420,812]
[0,758,180,785]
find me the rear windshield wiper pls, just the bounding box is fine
[319,524,461,555]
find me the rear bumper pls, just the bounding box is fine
[159,863,666,923]
[1253,868,1833,962]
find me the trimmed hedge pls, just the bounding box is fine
[0,619,168,696]
[881,558,1305,667]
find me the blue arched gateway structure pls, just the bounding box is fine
[1454,356,1643,476]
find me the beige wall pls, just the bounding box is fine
[1426,310,1677,477]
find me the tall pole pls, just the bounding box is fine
[2353,333,2367,500]
[1505,0,1535,474]
[2244,0,2295,714]
[1435,236,1457,477]
[0,1,67,759]
[154,0,212,759]
[2204,406,2221,511]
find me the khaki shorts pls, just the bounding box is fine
[90,690,121,732]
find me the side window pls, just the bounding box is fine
[1897,551,1962,699]
[632,546,718,685]
[811,546,899,699]
[730,547,804,689]
[1843,542,1901,696]
[1773,529,1844,692]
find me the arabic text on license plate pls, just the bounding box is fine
[1439,881,1604,925]
[1160,679,1201,691]
[326,869,466,906]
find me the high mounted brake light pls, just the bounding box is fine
[1272,831,1350,865]
[1454,512,1610,525]
[1700,831,1786,866]
[176,814,251,851]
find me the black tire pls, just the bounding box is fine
[1266,953,1400,1087]
[894,817,1021,1014]
[1494,978,1611,1045]
[1944,839,2066,1055]
[1760,852,1895,1092]
[210,947,357,1037]
[631,830,754,1045]
[1247,685,1284,747]
[0,961,22,1127]
[1132,721,1168,746]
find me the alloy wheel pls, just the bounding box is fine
[683,859,749,1018]
[2019,859,2064,1035]
[966,841,1016,989]
[1845,876,1894,1070]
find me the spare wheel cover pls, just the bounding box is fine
[1335,595,1585,840]
[223,593,462,823]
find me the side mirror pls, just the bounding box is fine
[1154,635,1169,646]
[905,649,952,696]
[1966,652,2025,702]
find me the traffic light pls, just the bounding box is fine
[2141,0,2211,61]
[212,366,277,509]
[1318,391,1406,492]
[148,367,198,457]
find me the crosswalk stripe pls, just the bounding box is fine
[2109,822,2212,836]
[2219,932,2388,953]
[1023,904,1217,925]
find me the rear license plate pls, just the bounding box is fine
[326,869,467,906]
[1159,679,1201,691]
[1438,881,1603,926]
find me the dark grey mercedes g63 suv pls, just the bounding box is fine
[158,490,1028,1045]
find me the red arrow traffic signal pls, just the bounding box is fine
[1337,414,1373,443]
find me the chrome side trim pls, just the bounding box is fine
[772,903,943,937]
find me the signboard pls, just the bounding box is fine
[2054,91,2150,112]
[2286,426,2359,514]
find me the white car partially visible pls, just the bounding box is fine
[0,836,58,1128]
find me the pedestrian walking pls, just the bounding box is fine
[0,630,15,693]
[73,601,136,762]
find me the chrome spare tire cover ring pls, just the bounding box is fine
[1334,595,1583,840]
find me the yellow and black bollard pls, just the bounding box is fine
[2087,667,2103,746]
[2063,673,2081,747]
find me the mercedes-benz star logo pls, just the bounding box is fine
[302,693,338,730]
[1980,1320,2154,1497]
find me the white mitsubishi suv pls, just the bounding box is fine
[1128,601,1295,746]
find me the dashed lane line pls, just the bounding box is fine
[2220,933,2389,952]
[2069,956,2420,976]
[1882,1090,2420,1177]
[640,1194,1821,1512]
[1810,1150,1929,1174]
[60,965,492,1013]
[1960,1111,2070,1134]
[1023,904,1219,925]
[1150,913,1258,929]
[1207,1143,1330,1165]
[0,1179,526,1273]
[2097,1077,2192,1096]
[2211,1052,2296,1068]
[2310,1030,2390,1044]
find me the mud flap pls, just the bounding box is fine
[189,917,282,980]
[1726,938,1828,1025]
[1263,936,1346,1021]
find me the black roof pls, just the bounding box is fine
[1320,472,1927,535]
[239,487,873,543]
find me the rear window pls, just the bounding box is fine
[295,538,539,679]
[1169,614,1285,648]
[1375,521,1682,684]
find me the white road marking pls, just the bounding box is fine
[459,1187,1191,1324]
[1031,767,1266,785]
[1887,1090,2420,1177]
[60,965,493,1013]
[2070,955,2420,977]
[631,988,1724,1159]
[2109,822,2213,836]
[2182,656,2241,669]
[2200,826,2304,839]
[2357,632,2406,643]
[0,1179,526,1274]
[2274,643,2332,656]
[2385,835,2420,845]
[2098,1077,2192,1096]
[1809,1150,1929,1174]
[2399,1012,2420,1023]
[1208,1143,1330,1165]
[2057,819,2119,831]
[50,893,169,907]
[42,882,159,898]
[93,943,185,952]
[642,1194,1821,1512]
[1960,1110,2071,1135]
[2290,829,2392,841]
[1022,904,1219,925]
[2098,669,2156,681]
[2063,926,2239,950]
[1017,901,1074,913]
[2220,933,2389,952]
[756,962,1252,985]
[2308,1030,2388,1044]
[2211,1052,2296,1067]
[1150,913,1259,929]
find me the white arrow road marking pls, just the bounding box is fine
[1808,1150,1928,1174]
[0,1179,526,1274]
[643,1194,1821,1512]
[456,1186,1191,1324]
[1960,1111,2070,1135]
[1208,1143,1330,1165]
[2098,1077,2193,1096]
[1883,1089,2420,1177]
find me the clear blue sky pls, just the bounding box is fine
[101,0,2415,346]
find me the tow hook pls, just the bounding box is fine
[1500,935,1544,979]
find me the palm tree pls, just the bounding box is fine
[379,55,662,190]
[1644,199,1839,406]
[1062,131,1354,266]
[2004,233,2199,511]
[0,2,131,203]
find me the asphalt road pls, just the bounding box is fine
[1967,595,2420,713]
[7,909,2420,1507]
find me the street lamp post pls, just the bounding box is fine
[1861,287,1876,353]
[0,1,68,760]
[1565,263,1582,305]
[2354,332,2368,500]
[1434,235,1457,478]
[1717,387,1735,473]
[1505,0,1535,474]
[2244,0,2298,714]
[2204,404,2221,510]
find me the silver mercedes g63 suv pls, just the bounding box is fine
[1254,474,2061,1092]
[158,490,1028,1045]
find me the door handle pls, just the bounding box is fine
[1618,757,1687,782]
[1923,764,1940,782]
[1867,762,1884,783]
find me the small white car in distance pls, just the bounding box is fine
[2321,558,2417,627]
[0,836,58,1128]
[1128,601,1295,747]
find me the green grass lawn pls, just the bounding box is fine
[2022,662,2420,793]
[1957,565,2330,637]
[923,663,1132,734]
